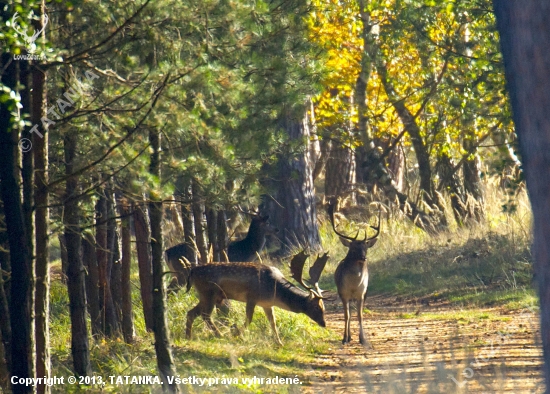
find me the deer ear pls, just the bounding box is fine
[366,238,378,248]
[339,237,352,247]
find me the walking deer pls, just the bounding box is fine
[164,212,277,288]
[329,203,381,345]
[184,252,327,345]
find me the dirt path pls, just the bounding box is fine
[302,295,544,393]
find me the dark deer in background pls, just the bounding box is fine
[184,251,327,345]
[227,213,277,262]
[329,202,380,345]
[165,211,277,289]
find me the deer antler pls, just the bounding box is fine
[328,200,357,241]
[289,250,327,298]
[289,250,310,291]
[367,207,382,240]
[309,252,329,296]
[360,205,382,241]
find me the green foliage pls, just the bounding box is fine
[40,0,323,210]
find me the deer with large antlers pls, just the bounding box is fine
[184,252,327,345]
[328,202,381,345]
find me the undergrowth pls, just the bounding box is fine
[47,180,537,392]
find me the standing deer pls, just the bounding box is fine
[329,203,380,345]
[165,212,277,288]
[227,213,277,262]
[184,252,327,345]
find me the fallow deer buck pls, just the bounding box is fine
[184,252,327,345]
[165,211,277,288]
[329,202,381,345]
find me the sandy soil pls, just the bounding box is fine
[302,295,544,393]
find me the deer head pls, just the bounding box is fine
[328,202,380,260]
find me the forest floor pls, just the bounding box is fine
[301,293,544,394]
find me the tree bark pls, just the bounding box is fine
[119,200,135,343]
[216,210,228,261]
[325,139,356,204]
[463,133,485,222]
[312,136,332,182]
[179,184,197,266]
[58,234,68,280]
[263,107,322,253]
[206,208,219,261]
[493,2,550,391]
[107,189,122,332]
[0,51,33,394]
[20,62,36,387]
[63,132,92,377]
[32,41,50,394]
[109,222,122,329]
[148,128,178,392]
[191,180,209,264]
[437,152,468,226]
[82,233,101,337]
[95,189,120,337]
[133,203,154,332]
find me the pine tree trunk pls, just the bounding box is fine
[119,200,135,343]
[263,107,322,253]
[133,203,154,332]
[493,2,550,389]
[20,63,36,386]
[191,180,209,264]
[312,136,332,182]
[216,210,228,261]
[63,133,92,377]
[95,189,120,337]
[148,129,178,392]
[0,333,8,392]
[179,184,197,266]
[82,233,101,336]
[463,134,485,222]
[0,51,33,394]
[206,209,219,262]
[437,152,468,226]
[0,208,11,390]
[109,221,122,329]
[168,198,185,237]
[58,234,68,281]
[107,189,122,331]
[325,140,356,204]
[32,24,50,392]
[0,263,10,391]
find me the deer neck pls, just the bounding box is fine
[271,280,310,313]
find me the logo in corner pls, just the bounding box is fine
[11,12,49,52]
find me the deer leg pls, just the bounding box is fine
[342,298,351,344]
[357,298,366,345]
[244,302,256,328]
[216,299,231,324]
[201,296,221,337]
[263,307,283,346]
[186,304,202,339]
